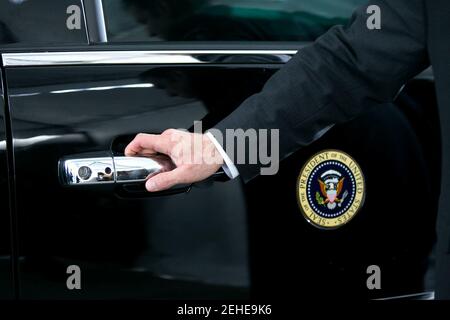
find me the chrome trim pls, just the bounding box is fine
[59,153,175,186]
[375,291,435,301]
[82,0,108,43]
[1,50,298,67]
[59,156,115,185]
[94,0,108,43]
[115,155,175,183]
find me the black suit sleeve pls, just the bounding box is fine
[212,0,429,182]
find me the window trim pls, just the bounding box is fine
[82,0,108,43]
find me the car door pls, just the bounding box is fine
[1,0,439,300]
[95,0,438,299]
[1,0,255,299]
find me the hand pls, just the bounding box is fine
[125,129,224,192]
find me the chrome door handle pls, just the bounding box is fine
[59,153,176,186]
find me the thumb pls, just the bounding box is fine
[145,168,185,192]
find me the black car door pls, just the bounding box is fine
[3,49,255,299]
[0,0,251,299]
[1,0,439,300]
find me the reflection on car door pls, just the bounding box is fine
[1,48,296,299]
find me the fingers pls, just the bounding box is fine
[125,133,169,156]
[126,130,222,193]
[145,168,186,192]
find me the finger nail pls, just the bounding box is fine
[146,180,157,192]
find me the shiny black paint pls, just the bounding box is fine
[0,67,14,299]
[0,0,439,301]
[245,89,439,299]
[6,64,264,299]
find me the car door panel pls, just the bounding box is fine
[0,0,439,301]
[3,48,440,300]
[4,59,275,299]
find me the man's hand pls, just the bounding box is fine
[125,129,224,192]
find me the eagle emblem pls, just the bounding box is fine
[297,150,365,229]
[316,170,349,210]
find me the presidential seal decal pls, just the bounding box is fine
[297,150,365,229]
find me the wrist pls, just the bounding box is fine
[205,132,240,179]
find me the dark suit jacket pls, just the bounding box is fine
[213,0,450,299]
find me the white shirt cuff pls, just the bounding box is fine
[206,131,240,179]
